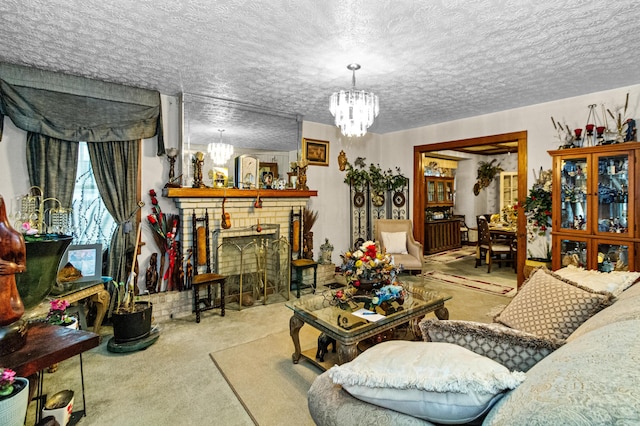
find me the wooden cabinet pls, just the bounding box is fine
[424,219,461,254]
[549,143,640,272]
[424,177,454,206]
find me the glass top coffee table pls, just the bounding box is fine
[286,284,451,368]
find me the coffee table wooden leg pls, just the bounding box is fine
[290,315,304,364]
[435,306,449,320]
[337,342,358,364]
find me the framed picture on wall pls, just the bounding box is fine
[303,138,330,166]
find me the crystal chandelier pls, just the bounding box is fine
[208,129,234,166]
[329,63,379,137]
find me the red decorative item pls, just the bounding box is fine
[585,123,595,135]
[574,128,582,139]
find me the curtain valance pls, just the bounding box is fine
[0,62,164,154]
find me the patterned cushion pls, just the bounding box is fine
[495,268,613,340]
[420,318,563,372]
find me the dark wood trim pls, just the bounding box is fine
[413,131,528,288]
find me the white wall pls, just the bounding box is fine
[2,84,640,279]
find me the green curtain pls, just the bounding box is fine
[25,132,79,211]
[0,62,164,155]
[87,140,139,283]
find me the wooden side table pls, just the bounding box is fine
[0,322,100,424]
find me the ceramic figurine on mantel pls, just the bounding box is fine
[192,151,206,188]
[296,158,309,191]
[165,147,181,188]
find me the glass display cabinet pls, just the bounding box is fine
[549,143,639,272]
[424,177,454,206]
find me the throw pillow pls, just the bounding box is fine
[495,268,613,340]
[553,265,640,298]
[381,231,408,254]
[328,340,526,424]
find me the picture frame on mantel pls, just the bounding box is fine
[303,138,330,166]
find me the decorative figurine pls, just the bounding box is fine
[165,147,181,188]
[0,195,27,356]
[338,150,348,171]
[625,118,637,142]
[296,159,309,191]
[319,238,334,264]
[145,253,158,294]
[192,151,206,188]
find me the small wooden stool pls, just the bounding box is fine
[291,259,317,298]
[192,273,226,323]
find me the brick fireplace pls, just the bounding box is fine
[162,187,318,313]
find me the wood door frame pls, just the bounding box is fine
[413,131,528,288]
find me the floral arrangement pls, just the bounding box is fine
[46,299,74,326]
[340,240,400,289]
[146,189,180,291]
[0,368,16,396]
[521,169,553,242]
[327,284,405,310]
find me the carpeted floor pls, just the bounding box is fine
[422,270,515,295]
[211,327,320,426]
[24,261,514,425]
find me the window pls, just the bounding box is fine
[70,142,117,246]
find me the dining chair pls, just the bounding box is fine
[476,215,514,273]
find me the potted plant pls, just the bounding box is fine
[110,226,153,345]
[522,169,553,275]
[46,299,77,329]
[0,368,29,426]
[473,159,503,195]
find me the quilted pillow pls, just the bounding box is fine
[554,265,640,297]
[381,231,408,254]
[328,340,525,424]
[420,318,563,372]
[495,268,613,340]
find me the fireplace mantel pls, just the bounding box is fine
[163,187,317,199]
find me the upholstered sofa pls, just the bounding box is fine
[308,267,640,425]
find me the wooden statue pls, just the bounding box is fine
[146,253,159,294]
[0,195,26,326]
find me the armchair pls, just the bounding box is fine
[374,219,423,274]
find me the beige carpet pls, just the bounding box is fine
[211,326,321,426]
[424,246,477,263]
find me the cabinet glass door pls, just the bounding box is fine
[437,182,445,202]
[559,239,588,269]
[427,181,435,203]
[595,153,630,237]
[560,157,588,232]
[596,242,630,272]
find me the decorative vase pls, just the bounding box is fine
[354,278,387,295]
[15,235,73,309]
[0,377,29,426]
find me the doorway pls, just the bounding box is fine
[413,131,528,288]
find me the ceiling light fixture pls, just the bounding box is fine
[329,63,379,137]
[208,129,234,166]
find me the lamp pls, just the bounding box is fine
[208,129,234,166]
[329,63,379,137]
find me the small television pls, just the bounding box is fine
[57,243,104,284]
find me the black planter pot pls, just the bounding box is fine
[111,302,152,343]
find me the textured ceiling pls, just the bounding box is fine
[1,0,640,142]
